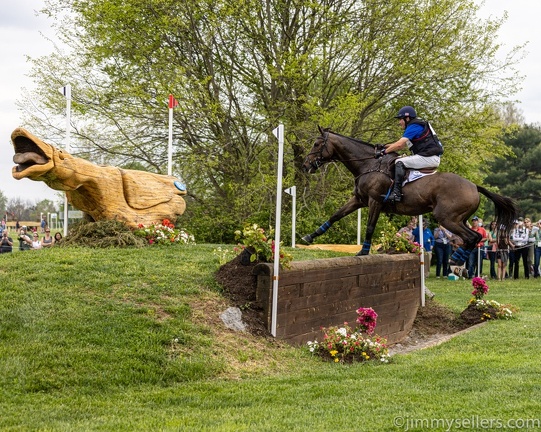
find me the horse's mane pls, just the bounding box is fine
[323,128,377,148]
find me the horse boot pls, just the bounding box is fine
[384,161,406,202]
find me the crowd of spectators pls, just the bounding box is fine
[0,219,63,254]
[400,216,541,280]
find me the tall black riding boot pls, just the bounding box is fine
[385,161,406,202]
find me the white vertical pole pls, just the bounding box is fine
[419,215,425,307]
[271,124,284,337]
[168,106,173,176]
[357,209,362,245]
[62,84,71,238]
[477,247,481,278]
[285,186,296,248]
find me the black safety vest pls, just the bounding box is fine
[408,118,443,157]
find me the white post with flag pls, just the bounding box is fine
[271,124,284,337]
[59,84,71,237]
[284,186,296,248]
[168,94,178,176]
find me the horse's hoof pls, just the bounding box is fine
[301,235,313,244]
[356,249,369,256]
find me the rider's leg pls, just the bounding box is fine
[386,161,406,202]
[384,155,440,203]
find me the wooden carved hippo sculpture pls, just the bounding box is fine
[11,128,187,228]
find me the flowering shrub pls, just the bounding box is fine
[471,277,489,299]
[234,224,292,268]
[467,278,518,320]
[376,221,422,255]
[307,307,390,364]
[133,219,195,245]
[213,246,234,265]
[356,307,378,335]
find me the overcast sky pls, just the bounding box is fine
[1,0,540,203]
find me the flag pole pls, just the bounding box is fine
[167,94,177,176]
[271,124,284,337]
[61,84,71,237]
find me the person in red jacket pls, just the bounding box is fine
[467,216,487,278]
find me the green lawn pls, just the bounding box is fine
[1,245,540,431]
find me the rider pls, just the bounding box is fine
[377,106,443,202]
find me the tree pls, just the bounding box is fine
[485,124,541,220]
[20,0,523,242]
[0,190,7,218]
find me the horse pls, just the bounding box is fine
[301,126,518,267]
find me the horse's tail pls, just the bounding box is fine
[477,186,519,238]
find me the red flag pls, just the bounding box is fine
[168,94,178,109]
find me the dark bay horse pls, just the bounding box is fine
[301,127,518,266]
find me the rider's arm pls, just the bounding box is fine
[384,137,410,153]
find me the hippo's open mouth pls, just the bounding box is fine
[12,134,50,173]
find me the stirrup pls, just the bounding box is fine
[382,191,402,203]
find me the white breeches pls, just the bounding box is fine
[398,154,440,169]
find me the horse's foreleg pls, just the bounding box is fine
[301,196,362,244]
[356,200,382,256]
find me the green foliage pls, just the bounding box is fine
[21,0,524,242]
[485,124,541,219]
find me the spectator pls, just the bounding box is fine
[534,220,541,278]
[487,221,498,279]
[40,215,47,233]
[510,217,529,279]
[17,227,32,251]
[496,227,510,281]
[0,230,13,253]
[525,218,535,276]
[398,218,416,242]
[41,229,54,248]
[467,216,487,278]
[31,233,42,250]
[53,232,63,245]
[433,225,453,279]
[412,220,434,278]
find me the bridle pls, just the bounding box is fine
[304,131,334,171]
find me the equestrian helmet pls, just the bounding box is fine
[395,106,417,119]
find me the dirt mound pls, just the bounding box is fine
[215,254,270,337]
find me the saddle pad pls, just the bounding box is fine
[403,168,437,185]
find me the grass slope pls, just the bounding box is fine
[1,245,540,431]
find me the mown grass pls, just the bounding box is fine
[1,245,540,431]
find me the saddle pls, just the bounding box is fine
[402,167,438,186]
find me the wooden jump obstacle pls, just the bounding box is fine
[253,253,421,345]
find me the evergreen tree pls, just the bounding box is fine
[486,124,541,220]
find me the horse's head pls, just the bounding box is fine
[302,126,334,173]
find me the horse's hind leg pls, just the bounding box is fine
[438,218,482,267]
[301,195,363,244]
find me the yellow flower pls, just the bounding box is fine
[334,357,339,362]
[330,350,338,357]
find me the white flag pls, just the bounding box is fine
[58,84,71,99]
[272,125,282,139]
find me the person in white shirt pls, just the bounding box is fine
[31,233,42,250]
[510,218,529,279]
